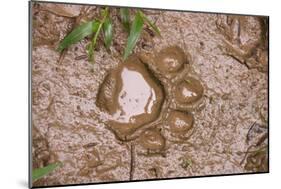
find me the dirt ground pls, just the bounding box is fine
[31,2,269,187]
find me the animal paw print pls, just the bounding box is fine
[216,15,268,72]
[96,46,205,153]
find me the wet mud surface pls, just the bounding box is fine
[31,2,269,187]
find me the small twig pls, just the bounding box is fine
[246,121,256,143]
[239,144,255,165]
[83,142,97,148]
[256,133,268,146]
[129,142,135,180]
[239,145,268,165]
[75,54,88,60]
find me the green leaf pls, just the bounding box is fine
[120,8,130,33]
[32,163,62,182]
[57,20,99,52]
[92,21,101,33]
[123,11,144,60]
[103,17,113,50]
[139,11,161,36]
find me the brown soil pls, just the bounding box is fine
[31,2,268,187]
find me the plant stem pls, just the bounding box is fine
[89,7,109,62]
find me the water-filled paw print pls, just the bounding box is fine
[96,46,205,146]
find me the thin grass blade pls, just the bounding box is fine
[139,11,161,36]
[57,20,99,52]
[120,8,130,33]
[103,17,113,49]
[86,21,101,61]
[87,22,102,61]
[32,163,62,182]
[123,11,144,60]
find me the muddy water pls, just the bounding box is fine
[96,56,165,141]
[31,2,268,187]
